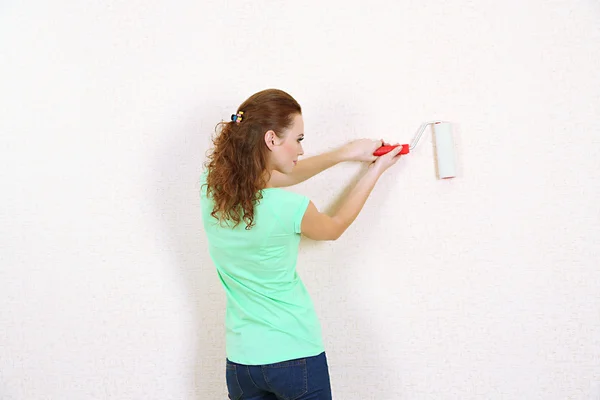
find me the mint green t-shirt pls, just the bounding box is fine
[199,172,324,365]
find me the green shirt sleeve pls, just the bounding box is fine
[292,194,310,234]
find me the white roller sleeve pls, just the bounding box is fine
[433,122,456,179]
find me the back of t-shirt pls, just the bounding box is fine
[199,171,324,365]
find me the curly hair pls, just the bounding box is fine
[203,89,302,230]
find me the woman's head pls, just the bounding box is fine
[264,112,305,175]
[203,88,304,229]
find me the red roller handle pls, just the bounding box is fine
[373,144,410,156]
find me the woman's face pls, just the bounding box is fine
[268,113,305,174]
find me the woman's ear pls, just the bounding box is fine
[264,130,278,151]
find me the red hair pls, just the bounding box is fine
[203,89,302,229]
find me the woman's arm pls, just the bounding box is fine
[268,139,383,187]
[300,145,404,240]
[268,149,344,187]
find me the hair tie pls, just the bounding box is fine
[231,111,244,123]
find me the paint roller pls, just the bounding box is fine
[373,121,457,179]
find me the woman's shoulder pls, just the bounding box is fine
[261,186,308,203]
[260,188,309,222]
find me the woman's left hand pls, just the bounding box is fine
[339,139,384,162]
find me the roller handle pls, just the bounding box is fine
[373,144,410,156]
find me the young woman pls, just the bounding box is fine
[200,89,404,400]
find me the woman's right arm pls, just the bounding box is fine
[300,145,404,241]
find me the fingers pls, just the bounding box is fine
[383,144,403,156]
[381,145,403,161]
[391,145,404,156]
[391,146,404,163]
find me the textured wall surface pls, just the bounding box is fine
[1,0,600,399]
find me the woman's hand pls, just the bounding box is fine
[369,142,404,175]
[339,139,383,162]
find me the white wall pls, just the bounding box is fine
[1,1,599,399]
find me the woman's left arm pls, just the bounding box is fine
[269,139,384,187]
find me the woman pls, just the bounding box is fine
[200,89,403,400]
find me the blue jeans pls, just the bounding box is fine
[225,352,332,400]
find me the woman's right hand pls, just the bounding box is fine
[370,142,404,175]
